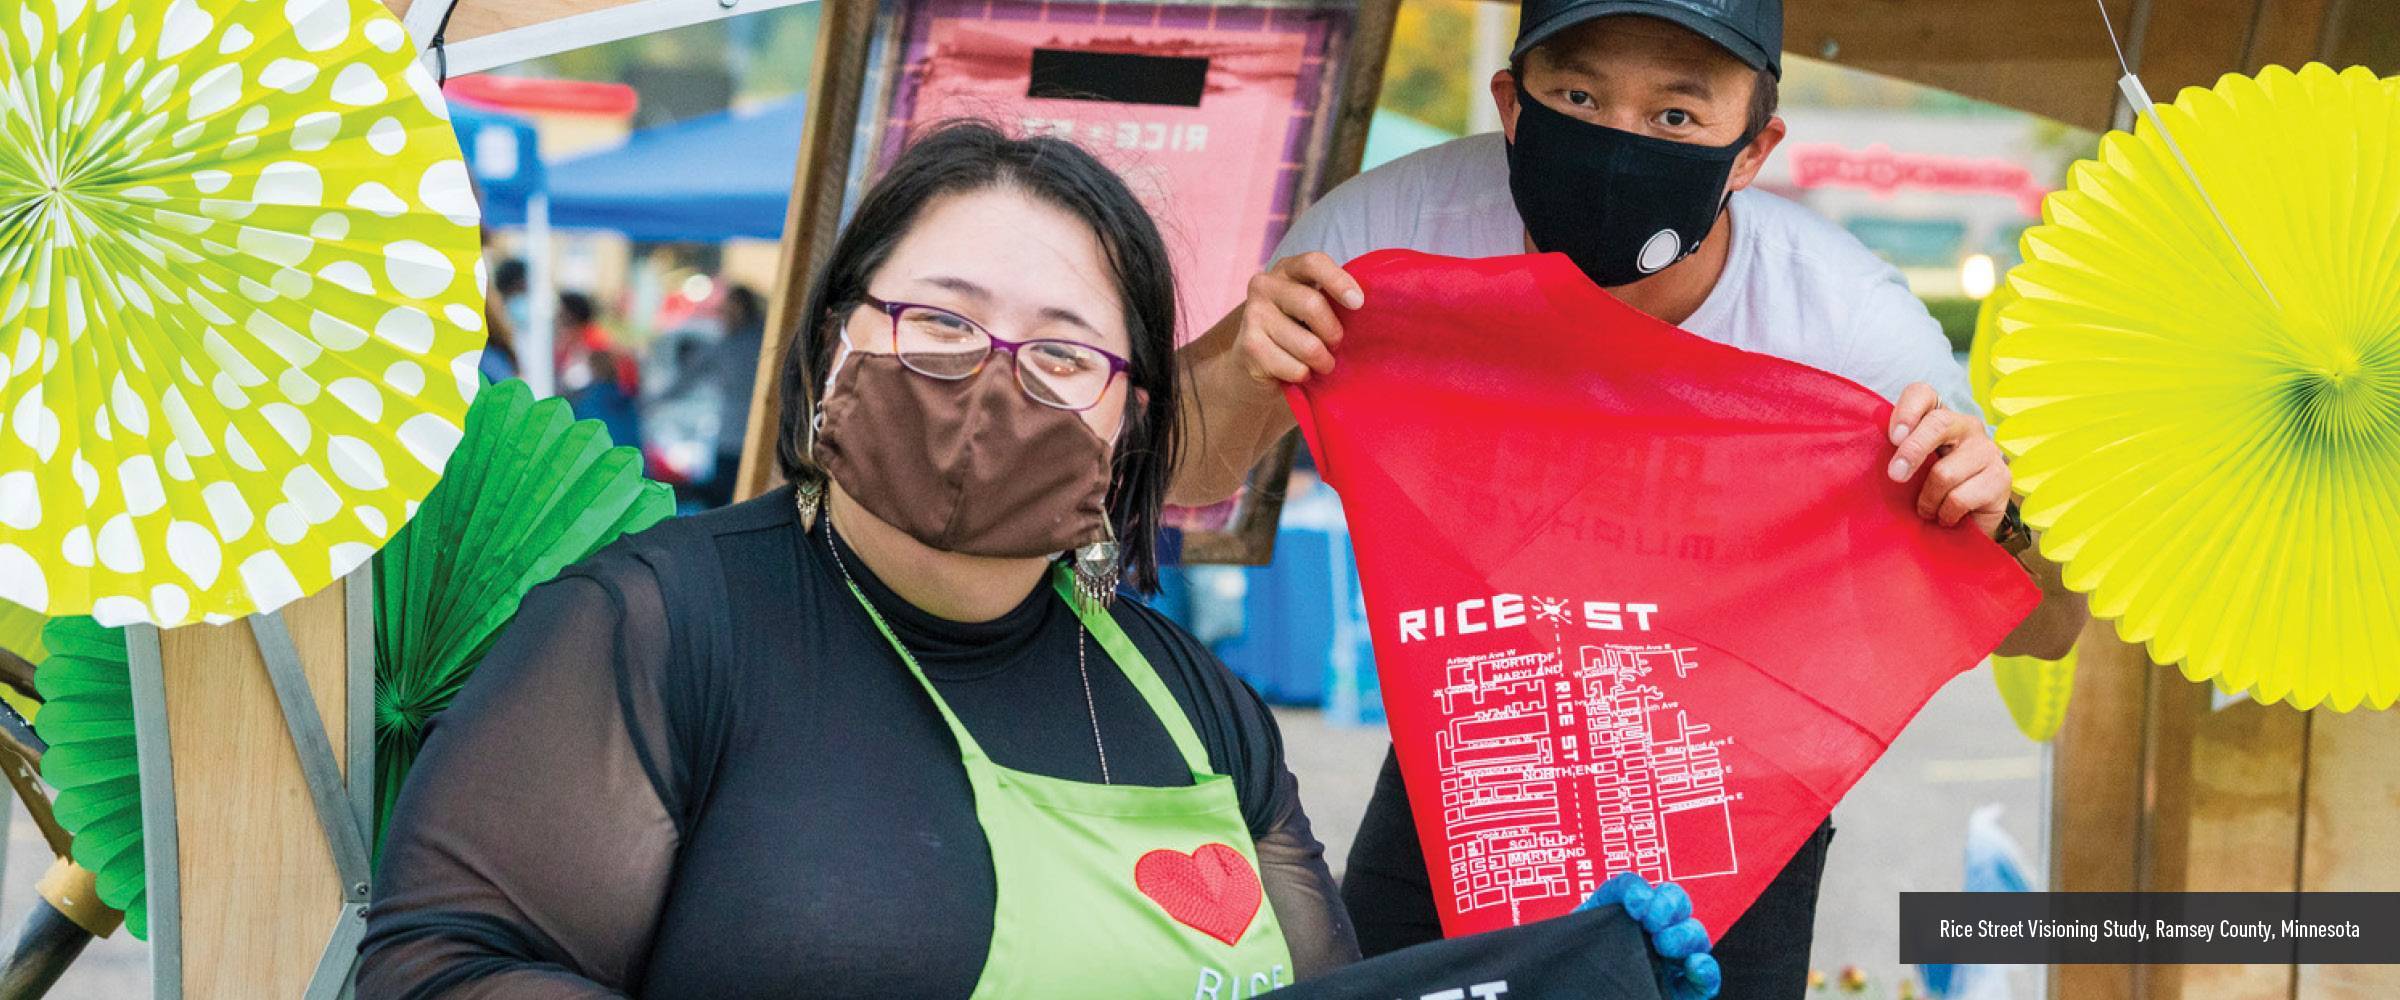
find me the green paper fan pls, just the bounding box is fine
[374,379,671,848]
[32,615,146,938]
[1992,63,2400,711]
[0,0,488,628]
[1972,286,2077,743]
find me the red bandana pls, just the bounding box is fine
[1288,250,2038,937]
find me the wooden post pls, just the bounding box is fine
[733,0,881,503]
[2153,688,2306,1000]
[2295,710,2400,998]
[151,579,356,999]
[2050,620,2157,1000]
[2050,623,2400,1000]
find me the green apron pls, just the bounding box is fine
[841,566,1299,999]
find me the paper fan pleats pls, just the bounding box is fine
[1972,285,2076,742]
[1967,280,2016,410]
[374,379,670,849]
[33,616,146,938]
[1991,63,2400,711]
[0,0,487,627]
[1991,647,2077,742]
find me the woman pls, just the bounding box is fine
[361,123,1707,999]
[362,122,1359,998]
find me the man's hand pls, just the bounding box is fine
[1579,873,1720,1000]
[1886,383,2010,538]
[1236,252,1365,387]
[1167,253,1365,505]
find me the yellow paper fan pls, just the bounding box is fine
[0,597,41,664]
[1972,285,2077,741]
[1991,63,2400,711]
[0,0,487,627]
[1967,280,2016,410]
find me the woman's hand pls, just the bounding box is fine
[1577,873,1721,1000]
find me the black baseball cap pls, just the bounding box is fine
[1511,0,1783,78]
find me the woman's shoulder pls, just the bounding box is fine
[1108,597,1244,707]
[1108,596,1293,833]
[566,487,800,595]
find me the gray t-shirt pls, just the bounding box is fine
[1275,132,1979,415]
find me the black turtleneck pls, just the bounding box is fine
[831,509,1198,789]
[360,488,1357,998]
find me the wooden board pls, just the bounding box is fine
[1786,0,2139,131]
[2166,697,2306,1000]
[2295,709,2400,998]
[2243,0,2339,71]
[385,0,648,45]
[2054,625,2400,1000]
[156,581,351,1000]
[2049,620,2153,1000]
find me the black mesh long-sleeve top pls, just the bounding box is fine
[358,487,1359,998]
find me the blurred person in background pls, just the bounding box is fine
[558,290,644,394]
[572,349,644,451]
[696,284,769,507]
[494,257,530,335]
[476,229,520,385]
[478,295,520,386]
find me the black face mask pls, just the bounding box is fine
[1505,81,1752,288]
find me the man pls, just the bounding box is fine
[1170,0,2089,995]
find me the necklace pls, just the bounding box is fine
[812,495,1112,784]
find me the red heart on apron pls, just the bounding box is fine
[1134,843,1262,946]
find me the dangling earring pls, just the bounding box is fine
[794,408,826,522]
[794,474,824,523]
[799,329,852,524]
[1072,520,1121,610]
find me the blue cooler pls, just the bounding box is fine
[1207,488,1384,725]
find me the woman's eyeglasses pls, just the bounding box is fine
[853,296,1133,412]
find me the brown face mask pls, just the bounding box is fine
[814,350,1115,558]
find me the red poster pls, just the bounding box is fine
[895,13,1312,339]
[1288,250,2038,937]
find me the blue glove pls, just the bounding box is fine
[1578,873,1719,1000]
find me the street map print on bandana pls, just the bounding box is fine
[1288,250,2038,938]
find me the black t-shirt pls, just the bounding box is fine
[360,489,1355,998]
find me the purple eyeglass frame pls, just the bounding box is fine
[855,295,1133,412]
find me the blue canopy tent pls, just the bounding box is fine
[538,98,1445,244]
[451,104,557,394]
[541,97,809,242]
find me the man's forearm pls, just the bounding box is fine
[1995,534,2087,659]
[1170,311,1301,506]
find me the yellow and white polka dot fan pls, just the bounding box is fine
[0,0,486,627]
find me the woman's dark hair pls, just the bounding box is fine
[774,121,1183,593]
